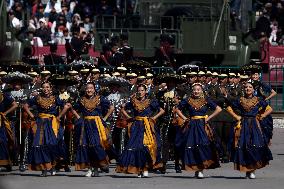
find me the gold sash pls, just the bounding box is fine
[38,113,60,137]
[191,115,208,120]
[135,116,157,164]
[84,116,108,149]
[0,112,14,144]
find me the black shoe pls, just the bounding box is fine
[175,165,182,173]
[5,165,12,172]
[64,166,72,172]
[155,166,166,174]
[19,164,26,172]
[221,157,229,163]
[100,166,109,173]
[92,168,99,177]
[40,170,48,177]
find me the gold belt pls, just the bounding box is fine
[190,115,208,120]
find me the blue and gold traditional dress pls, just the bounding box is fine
[178,97,220,171]
[0,92,15,167]
[227,96,273,172]
[116,98,162,174]
[254,81,274,144]
[27,95,64,171]
[74,95,110,170]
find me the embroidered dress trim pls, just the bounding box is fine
[80,95,100,112]
[188,97,207,110]
[240,96,259,112]
[37,95,56,110]
[131,97,151,112]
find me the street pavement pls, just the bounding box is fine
[1,128,284,189]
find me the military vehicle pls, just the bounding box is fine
[93,0,260,68]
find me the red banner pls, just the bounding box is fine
[263,45,284,64]
[262,45,284,84]
[32,45,100,57]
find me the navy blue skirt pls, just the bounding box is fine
[28,117,60,170]
[229,117,273,172]
[74,118,109,170]
[183,119,220,171]
[116,120,155,174]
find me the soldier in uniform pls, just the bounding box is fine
[197,70,206,85]
[137,75,146,85]
[209,73,233,163]
[145,72,157,99]
[117,65,127,79]
[89,68,101,92]
[0,69,8,90]
[126,71,138,95]
[177,70,197,99]
[204,70,212,92]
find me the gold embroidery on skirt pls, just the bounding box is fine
[188,97,207,110]
[131,97,151,112]
[37,96,56,109]
[240,96,259,112]
[80,95,100,112]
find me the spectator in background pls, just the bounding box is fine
[61,2,72,23]
[69,0,77,14]
[28,15,39,30]
[35,18,51,45]
[12,1,24,22]
[57,28,71,45]
[70,13,81,33]
[96,0,113,15]
[8,10,21,29]
[70,31,84,56]
[51,13,71,34]
[28,28,44,47]
[269,20,278,44]
[6,0,15,11]
[83,15,94,33]
[48,7,59,24]
[256,11,272,38]
[44,0,62,17]
[35,3,45,20]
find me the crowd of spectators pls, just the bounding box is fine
[252,0,284,45]
[6,0,284,52]
[6,0,137,50]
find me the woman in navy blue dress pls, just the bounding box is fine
[116,84,165,177]
[226,82,273,179]
[23,81,70,177]
[0,91,18,171]
[251,69,276,145]
[175,83,222,178]
[70,82,114,177]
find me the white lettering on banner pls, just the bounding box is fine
[269,64,284,69]
[270,56,284,63]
